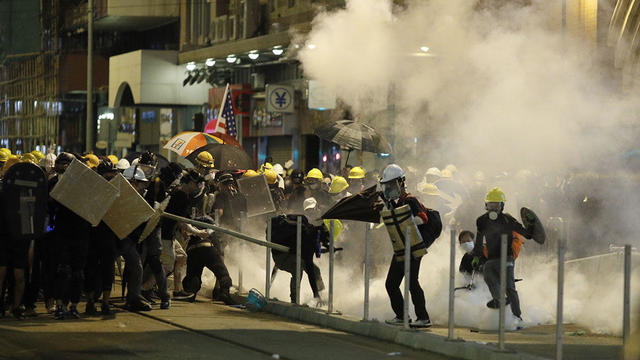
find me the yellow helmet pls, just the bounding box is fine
[0,148,11,157]
[441,169,453,178]
[31,150,45,162]
[485,187,506,203]
[2,157,21,174]
[107,155,118,165]
[243,169,259,178]
[196,151,214,168]
[329,176,349,194]
[21,153,37,164]
[421,183,440,196]
[323,219,344,240]
[264,169,278,185]
[84,153,100,169]
[306,168,323,180]
[0,151,9,162]
[259,162,273,173]
[348,166,365,179]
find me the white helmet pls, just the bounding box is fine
[425,167,442,178]
[123,166,148,181]
[272,163,284,176]
[116,158,130,170]
[380,164,405,183]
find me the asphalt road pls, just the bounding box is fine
[0,299,455,360]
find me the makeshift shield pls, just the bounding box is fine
[2,162,47,240]
[103,174,155,239]
[521,207,546,244]
[50,159,119,226]
[237,174,275,217]
[381,204,425,261]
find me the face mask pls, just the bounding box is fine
[383,181,401,200]
[309,182,320,190]
[460,241,474,253]
[488,211,498,220]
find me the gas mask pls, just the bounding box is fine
[307,181,321,191]
[460,241,474,253]
[382,180,401,201]
[485,202,503,220]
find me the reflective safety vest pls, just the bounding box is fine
[381,204,427,261]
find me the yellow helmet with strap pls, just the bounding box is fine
[306,168,323,180]
[329,176,349,194]
[349,166,365,179]
[485,187,506,202]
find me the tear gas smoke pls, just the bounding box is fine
[203,0,638,336]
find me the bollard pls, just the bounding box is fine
[623,244,631,351]
[498,234,507,351]
[364,222,371,320]
[328,220,335,314]
[448,228,456,340]
[404,227,411,330]
[556,220,566,360]
[295,216,302,305]
[265,219,272,299]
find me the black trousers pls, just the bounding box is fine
[182,245,231,296]
[143,231,169,301]
[84,225,117,297]
[385,256,429,320]
[53,226,89,304]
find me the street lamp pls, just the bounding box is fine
[205,58,216,67]
[226,54,237,63]
[272,46,284,56]
[186,62,196,71]
[248,50,260,60]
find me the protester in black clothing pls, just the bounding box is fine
[181,216,235,304]
[286,170,307,213]
[213,172,247,231]
[458,230,484,275]
[472,187,532,320]
[84,159,119,315]
[48,152,92,320]
[0,204,29,319]
[264,169,286,213]
[380,164,441,328]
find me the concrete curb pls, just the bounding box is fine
[257,299,550,360]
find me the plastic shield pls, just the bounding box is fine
[2,162,48,240]
[521,207,546,244]
[237,174,275,217]
[381,204,425,261]
[103,174,155,239]
[50,159,119,226]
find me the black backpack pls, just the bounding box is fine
[269,214,317,257]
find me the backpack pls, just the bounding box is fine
[402,194,442,248]
[269,214,317,257]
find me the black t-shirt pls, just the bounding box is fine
[474,212,531,260]
[161,188,190,240]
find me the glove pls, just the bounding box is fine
[471,256,480,269]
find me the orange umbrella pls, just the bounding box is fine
[163,131,223,157]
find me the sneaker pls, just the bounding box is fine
[411,318,432,328]
[219,294,238,306]
[172,290,192,299]
[23,307,38,317]
[141,290,157,305]
[54,306,66,320]
[385,317,409,325]
[160,299,171,310]
[101,303,113,316]
[67,306,81,319]
[127,300,152,312]
[486,299,498,309]
[11,307,25,320]
[85,302,98,315]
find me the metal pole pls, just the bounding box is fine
[363,222,371,320]
[556,221,566,360]
[498,234,507,351]
[623,244,631,350]
[238,211,245,294]
[448,228,456,340]
[265,219,272,298]
[86,0,94,152]
[328,220,335,314]
[238,270,243,294]
[403,227,411,330]
[296,216,302,305]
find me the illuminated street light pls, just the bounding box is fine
[226,54,237,63]
[205,58,216,67]
[420,46,429,52]
[307,44,316,50]
[248,50,259,60]
[186,62,196,71]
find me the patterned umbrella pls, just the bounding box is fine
[314,120,392,154]
[186,143,254,171]
[163,131,223,157]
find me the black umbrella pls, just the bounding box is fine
[125,152,170,170]
[321,185,384,223]
[315,120,391,163]
[187,143,254,171]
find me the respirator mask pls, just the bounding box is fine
[485,202,503,220]
[382,179,401,201]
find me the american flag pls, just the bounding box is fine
[214,84,237,137]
